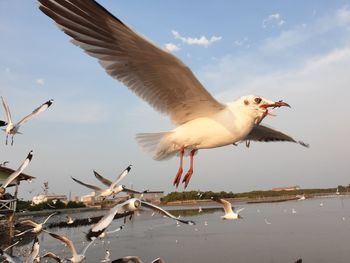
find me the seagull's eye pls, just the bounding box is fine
[254,97,262,104]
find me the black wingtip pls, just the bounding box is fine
[44,99,54,107]
[298,141,310,148]
[27,150,34,161]
[126,164,132,172]
[0,120,7,127]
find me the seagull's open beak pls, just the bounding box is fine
[256,100,290,125]
[259,100,290,110]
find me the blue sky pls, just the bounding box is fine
[1,1,350,200]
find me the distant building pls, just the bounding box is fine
[272,186,300,191]
[134,191,164,204]
[32,194,68,205]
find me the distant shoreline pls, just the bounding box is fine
[163,192,348,206]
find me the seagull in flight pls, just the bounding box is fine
[72,165,141,200]
[47,232,95,263]
[38,0,307,188]
[1,97,53,145]
[212,198,244,220]
[15,212,58,237]
[87,198,194,240]
[0,150,33,198]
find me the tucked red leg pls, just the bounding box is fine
[173,147,184,188]
[182,149,197,188]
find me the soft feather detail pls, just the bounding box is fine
[136,132,177,160]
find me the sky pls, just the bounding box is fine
[1,1,350,200]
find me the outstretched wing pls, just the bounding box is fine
[122,187,142,194]
[93,170,112,187]
[2,150,33,189]
[141,201,195,225]
[38,0,225,125]
[1,96,12,125]
[71,176,102,191]
[110,165,132,189]
[14,99,53,128]
[48,232,77,257]
[243,125,309,147]
[213,198,233,215]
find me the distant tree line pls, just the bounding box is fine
[160,185,350,204]
[16,200,86,212]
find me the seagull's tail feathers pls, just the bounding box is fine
[136,132,176,160]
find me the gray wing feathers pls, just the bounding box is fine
[38,0,224,125]
[244,125,309,147]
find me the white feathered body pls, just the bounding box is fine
[137,102,257,160]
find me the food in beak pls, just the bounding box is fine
[256,100,290,125]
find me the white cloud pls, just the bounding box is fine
[234,37,249,48]
[260,6,350,52]
[171,30,222,47]
[336,6,350,26]
[35,78,45,86]
[164,43,180,52]
[262,13,286,29]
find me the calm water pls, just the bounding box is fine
[9,196,350,262]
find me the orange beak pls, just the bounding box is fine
[259,100,290,110]
[257,100,290,125]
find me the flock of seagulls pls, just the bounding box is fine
[0,0,311,262]
[71,166,144,200]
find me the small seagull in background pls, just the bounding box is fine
[48,232,95,263]
[292,208,297,214]
[1,97,54,145]
[15,211,58,237]
[212,198,244,220]
[198,207,202,213]
[67,215,75,225]
[101,250,111,262]
[320,202,324,207]
[0,161,9,167]
[264,218,272,225]
[0,150,33,198]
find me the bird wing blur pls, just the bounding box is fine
[141,201,195,225]
[93,170,112,187]
[14,99,53,129]
[1,96,13,125]
[38,0,225,125]
[71,176,103,191]
[110,165,132,189]
[215,199,233,215]
[48,232,78,257]
[1,150,33,189]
